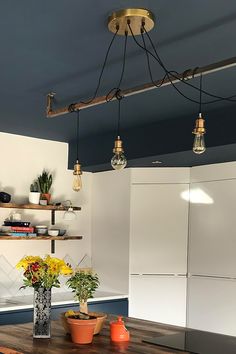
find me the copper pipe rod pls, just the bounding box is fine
[46,56,236,118]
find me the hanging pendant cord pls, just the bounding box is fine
[199,74,202,113]
[81,27,119,105]
[117,97,121,137]
[128,22,236,104]
[106,31,128,102]
[76,110,80,161]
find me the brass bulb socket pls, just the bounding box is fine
[113,137,124,154]
[192,115,206,135]
[73,160,82,175]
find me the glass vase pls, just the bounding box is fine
[33,287,51,338]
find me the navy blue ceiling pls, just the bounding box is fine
[0,1,236,171]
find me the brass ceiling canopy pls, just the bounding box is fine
[108,8,155,36]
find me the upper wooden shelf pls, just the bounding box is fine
[0,203,81,211]
[0,235,82,240]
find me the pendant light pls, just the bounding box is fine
[111,94,127,170]
[72,110,82,191]
[192,74,206,154]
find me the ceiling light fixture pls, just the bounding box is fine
[192,74,206,154]
[111,93,127,170]
[69,105,82,191]
[46,8,236,167]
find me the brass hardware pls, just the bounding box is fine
[73,160,82,175]
[193,113,206,135]
[46,92,56,115]
[113,136,124,154]
[108,8,155,36]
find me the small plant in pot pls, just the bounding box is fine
[38,170,52,205]
[63,269,106,344]
[29,180,40,205]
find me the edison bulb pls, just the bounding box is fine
[111,152,127,170]
[193,133,206,154]
[73,174,82,191]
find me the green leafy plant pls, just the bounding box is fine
[66,269,99,314]
[30,180,39,192]
[38,170,53,194]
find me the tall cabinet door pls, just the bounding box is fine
[130,184,189,274]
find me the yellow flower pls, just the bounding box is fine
[60,265,73,276]
[16,256,42,270]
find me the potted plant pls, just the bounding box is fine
[63,269,106,344]
[29,180,40,204]
[38,170,53,204]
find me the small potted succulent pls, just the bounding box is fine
[29,180,40,205]
[63,269,106,344]
[38,170,53,204]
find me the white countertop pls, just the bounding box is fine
[0,291,128,312]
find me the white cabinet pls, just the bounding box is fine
[187,276,236,336]
[129,275,187,326]
[189,180,236,277]
[130,184,189,274]
[129,171,189,326]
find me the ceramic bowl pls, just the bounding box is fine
[35,225,48,235]
[48,229,59,236]
[58,229,66,236]
[0,192,11,203]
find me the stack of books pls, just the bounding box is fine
[1,222,37,237]
[9,226,37,237]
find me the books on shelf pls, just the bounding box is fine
[11,226,34,233]
[8,233,37,237]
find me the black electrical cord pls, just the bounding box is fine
[142,25,236,104]
[141,30,169,88]
[76,110,80,160]
[128,22,236,105]
[117,95,122,137]
[199,74,202,113]
[106,31,128,102]
[81,27,119,105]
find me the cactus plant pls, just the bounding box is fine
[30,180,39,192]
[38,170,53,194]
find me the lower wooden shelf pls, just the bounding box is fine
[0,236,82,240]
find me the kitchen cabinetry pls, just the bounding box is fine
[130,183,189,274]
[129,275,186,326]
[0,298,128,325]
[129,180,189,326]
[0,203,82,253]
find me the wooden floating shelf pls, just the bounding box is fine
[0,203,81,211]
[0,236,83,240]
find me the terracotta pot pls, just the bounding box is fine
[61,311,107,335]
[67,317,97,344]
[40,193,51,204]
[89,312,107,335]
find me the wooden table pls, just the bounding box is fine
[0,316,192,354]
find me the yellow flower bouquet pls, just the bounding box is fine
[16,255,72,289]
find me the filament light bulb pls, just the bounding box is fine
[192,113,206,155]
[193,134,206,154]
[111,152,127,170]
[111,136,127,170]
[73,174,82,191]
[72,160,82,191]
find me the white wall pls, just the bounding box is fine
[0,132,92,297]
